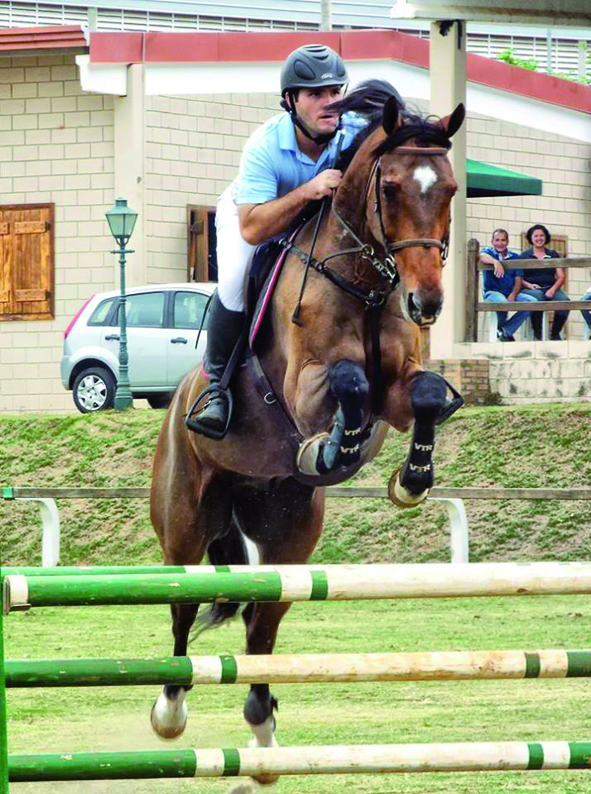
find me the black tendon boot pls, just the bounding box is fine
[187,291,245,438]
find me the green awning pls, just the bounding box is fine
[467,159,543,198]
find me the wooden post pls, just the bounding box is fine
[465,238,479,342]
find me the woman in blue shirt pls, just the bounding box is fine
[519,224,570,341]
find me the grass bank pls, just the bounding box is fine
[1,403,591,568]
[3,404,591,794]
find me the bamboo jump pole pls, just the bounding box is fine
[6,649,591,688]
[9,741,591,781]
[5,562,591,612]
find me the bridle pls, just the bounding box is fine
[330,144,451,288]
[284,139,453,416]
[287,141,452,311]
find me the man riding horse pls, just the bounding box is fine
[195,44,392,437]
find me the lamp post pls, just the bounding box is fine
[105,197,138,411]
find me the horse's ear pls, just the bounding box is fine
[382,96,400,136]
[440,103,465,139]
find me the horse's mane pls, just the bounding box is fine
[331,79,452,172]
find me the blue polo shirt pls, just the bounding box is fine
[232,111,367,205]
[481,245,523,296]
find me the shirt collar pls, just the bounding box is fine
[278,114,298,153]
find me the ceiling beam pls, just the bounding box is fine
[391,0,591,27]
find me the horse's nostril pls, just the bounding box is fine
[408,292,442,325]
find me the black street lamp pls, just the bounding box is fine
[105,197,138,411]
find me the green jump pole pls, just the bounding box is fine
[6,562,591,611]
[2,566,192,578]
[7,649,591,688]
[9,742,591,781]
[0,584,9,794]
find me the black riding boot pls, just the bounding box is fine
[193,291,245,435]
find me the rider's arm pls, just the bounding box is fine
[238,170,341,245]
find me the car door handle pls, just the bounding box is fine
[105,334,120,341]
[171,337,188,344]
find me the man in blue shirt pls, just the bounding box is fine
[194,44,370,436]
[481,228,536,341]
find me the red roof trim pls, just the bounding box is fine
[0,25,87,53]
[5,27,590,115]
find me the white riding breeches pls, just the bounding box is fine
[215,187,257,312]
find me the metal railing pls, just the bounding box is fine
[5,486,591,568]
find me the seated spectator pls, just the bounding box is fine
[580,286,591,338]
[520,224,570,341]
[480,228,536,342]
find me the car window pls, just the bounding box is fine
[124,292,165,328]
[88,298,116,326]
[173,291,210,330]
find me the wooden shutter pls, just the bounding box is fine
[0,203,54,321]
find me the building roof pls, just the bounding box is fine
[0,24,87,54]
[2,26,589,116]
[87,29,591,115]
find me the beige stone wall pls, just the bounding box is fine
[454,340,591,403]
[0,53,115,411]
[144,92,278,283]
[465,115,591,341]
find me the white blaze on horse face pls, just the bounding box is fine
[413,165,438,194]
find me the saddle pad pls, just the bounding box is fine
[249,228,301,349]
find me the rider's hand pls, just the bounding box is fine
[304,170,342,200]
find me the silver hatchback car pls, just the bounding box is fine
[61,282,214,412]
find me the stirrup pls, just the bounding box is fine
[185,385,233,440]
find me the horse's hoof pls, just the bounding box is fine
[247,719,280,785]
[296,432,330,476]
[150,693,188,740]
[251,772,280,786]
[387,467,429,508]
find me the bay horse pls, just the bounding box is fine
[150,81,465,786]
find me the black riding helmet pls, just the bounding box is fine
[280,44,349,145]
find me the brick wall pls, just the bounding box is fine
[0,53,115,411]
[144,92,278,283]
[465,114,591,341]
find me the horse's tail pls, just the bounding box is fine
[191,519,254,638]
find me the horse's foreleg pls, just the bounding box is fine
[297,358,368,476]
[388,370,447,508]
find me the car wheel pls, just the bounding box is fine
[146,393,172,409]
[72,367,116,413]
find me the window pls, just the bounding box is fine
[173,291,210,330]
[187,205,217,282]
[88,298,117,326]
[0,203,54,321]
[122,292,165,328]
